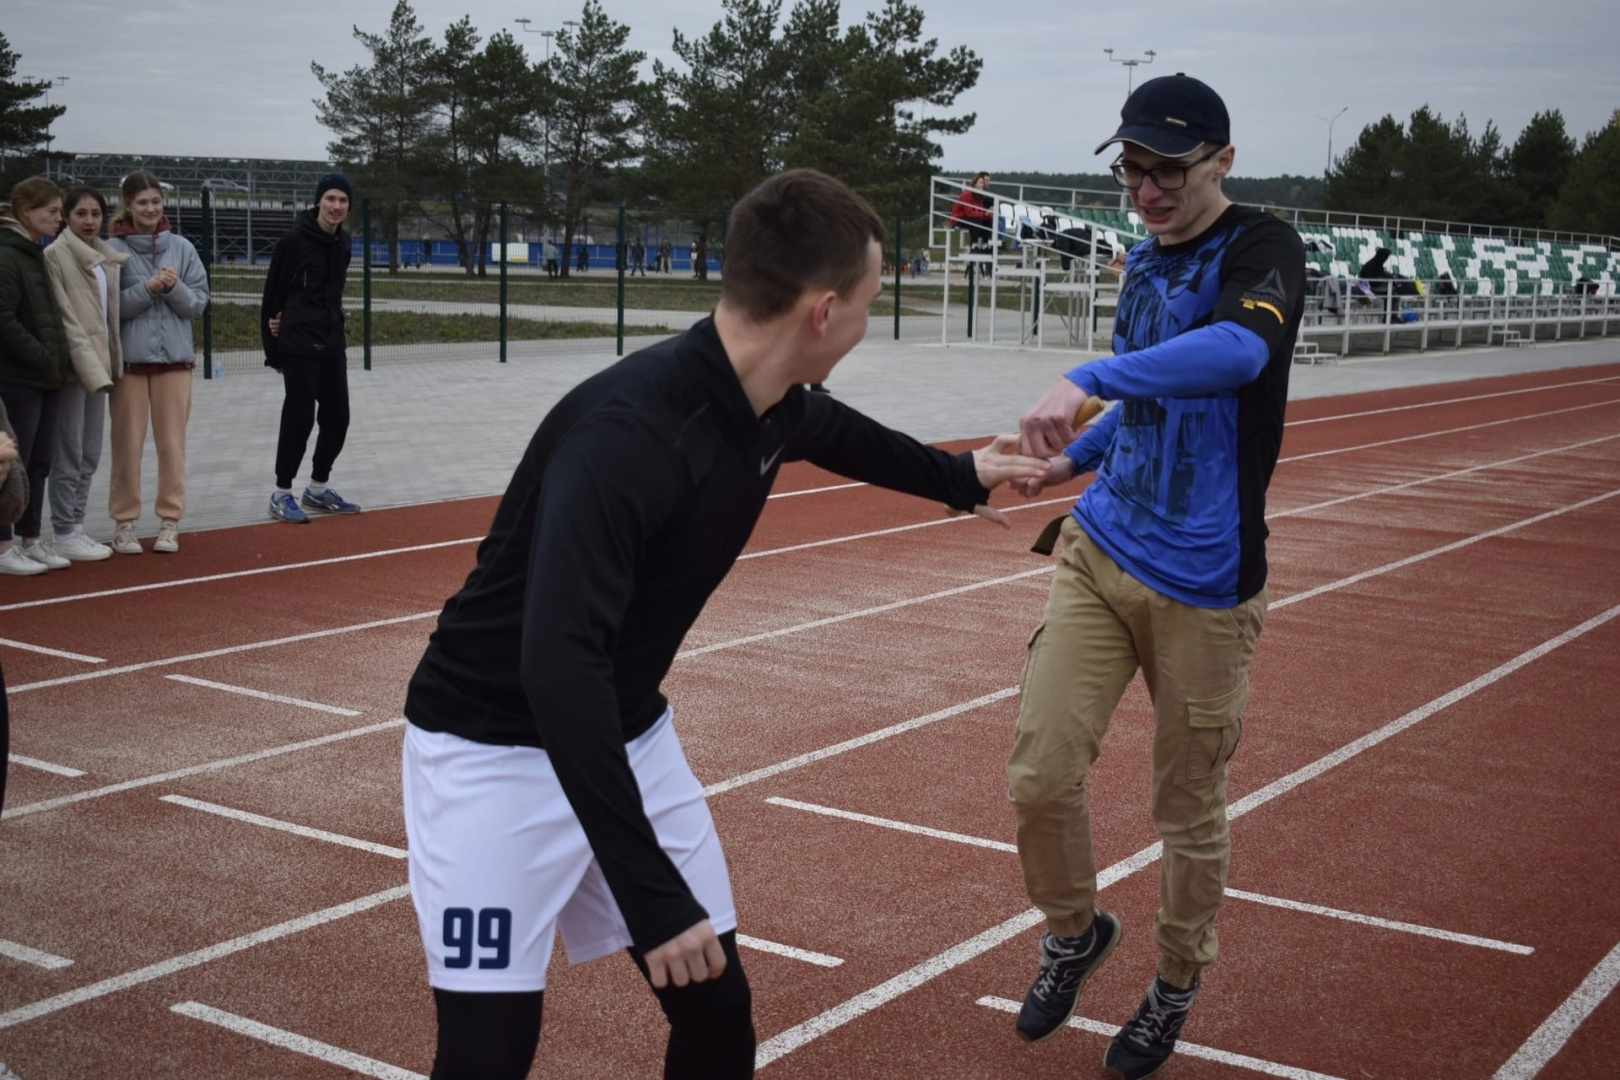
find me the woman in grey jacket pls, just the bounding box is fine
[105,170,208,555]
[43,186,126,562]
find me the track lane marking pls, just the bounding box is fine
[8,754,85,778]
[0,886,411,1029]
[1,719,406,821]
[1492,940,1620,1079]
[975,996,1348,1080]
[165,674,363,717]
[736,936,844,968]
[765,800,1534,954]
[0,939,73,971]
[159,796,406,859]
[171,1001,425,1080]
[752,602,1620,1067]
[1285,374,1620,427]
[0,638,104,663]
[1278,397,1620,464]
[10,378,1613,613]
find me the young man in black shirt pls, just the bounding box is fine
[1007,75,1306,1080]
[401,169,1049,1080]
[261,173,362,523]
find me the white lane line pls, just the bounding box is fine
[1223,889,1533,955]
[767,797,1017,853]
[1271,488,1620,610]
[678,568,1054,659]
[0,939,73,971]
[703,687,1020,797]
[4,379,1611,617]
[1492,940,1620,1080]
[715,484,1619,800]
[160,796,407,859]
[1272,433,1620,519]
[0,886,410,1030]
[1286,374,1620,427]
[8,754,86,778]
[752,603,1620,1068]
[736,935,844,968]
[1278,397,1620,464]
[1,719,406,821]
[0,538,481,613]
[768,482,866,499]
[13,480,1614,820]
[165,674,362,717]
[172,1003,424,1080]
[8,611,439,696]
[975,996,1347,1080]
[764,803,1534,955]
[0,638,104,663]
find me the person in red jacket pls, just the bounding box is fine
[949,171,996,251]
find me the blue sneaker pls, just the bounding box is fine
[300,487,362,514]
[270,492,310,524]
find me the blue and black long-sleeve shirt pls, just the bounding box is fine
[1062,205,1306,608]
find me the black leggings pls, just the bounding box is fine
[430,930,754,1080]
[0,382,60,542]
[274,355,350,490]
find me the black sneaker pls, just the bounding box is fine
[1014,911,1121,1043]
[1104,976,1199,1079]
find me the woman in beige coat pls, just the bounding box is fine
[43,186,125,561]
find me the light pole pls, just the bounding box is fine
[1102,50,1153,210]
[1314,106,1349,178]
[24,75,70,178]
[517,17,576,223]
[1102,48,1155,97]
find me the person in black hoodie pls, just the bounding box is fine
[261,172,360,524]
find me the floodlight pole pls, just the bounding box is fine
[1102,50,1153,211]
[1102,48,1155,97]
[1314,106,1349,178]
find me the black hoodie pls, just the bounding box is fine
[261,208,351,365]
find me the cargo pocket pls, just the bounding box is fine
[1184,679,1248,783]
[1018,623,1046,707]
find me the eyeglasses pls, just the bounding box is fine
[1111,146,1223,191]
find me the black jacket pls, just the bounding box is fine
[404,316,990,954]
[261,209,351,365]
[0,219,72,390]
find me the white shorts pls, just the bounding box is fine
[402,710,737,992]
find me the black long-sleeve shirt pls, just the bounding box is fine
[404,316,990,953]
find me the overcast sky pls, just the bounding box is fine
[11,0,1620,179]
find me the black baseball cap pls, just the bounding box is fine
[1095,73,1230,157]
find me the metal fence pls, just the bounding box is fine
[190,193,923,375]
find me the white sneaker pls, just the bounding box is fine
[111,522,142,555]
[154,520,180,554]
[0,545,47,576]
[53,532,113,562]
[19,538,71,570]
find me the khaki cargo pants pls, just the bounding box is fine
[1007,517,1265,989]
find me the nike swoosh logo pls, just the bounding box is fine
[760,445,784,475]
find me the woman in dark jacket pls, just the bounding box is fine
[0,397,28,803]
[261,173,361,524]
[0,176,71,576]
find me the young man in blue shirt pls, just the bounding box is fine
[1007,74,1306,1079]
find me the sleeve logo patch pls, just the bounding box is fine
[1239,269,1289,324]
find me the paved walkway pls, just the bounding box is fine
[69,327,1620,540]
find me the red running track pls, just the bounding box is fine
[1,363,1618,1079]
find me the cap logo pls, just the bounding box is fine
[1164,116,1188,127]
